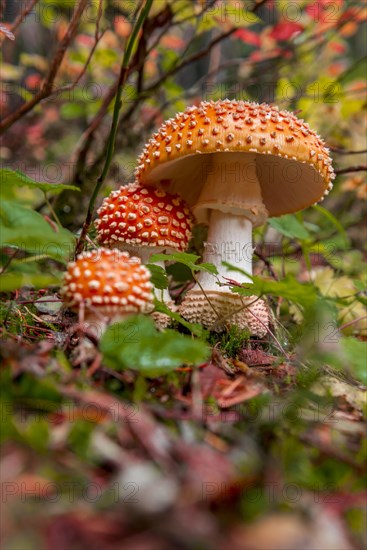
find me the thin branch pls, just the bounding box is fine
[75,0,154,256]
[0,250,19,275]
[0,0,6,19]
[44,194,62,226]
[254,249,278,281]
[335,165,367,175]
[69,80,119,169]
[69,3,174,176]
[112,26,241,133]
[0,0,88,132]
[49,0,105,98]
[71,0,267,181]
[9,0,39,34]
[173,0,217,26]
[252,0,269,12]
[147,27,238,93]
[338,315,367,332]
[330,147,367,155]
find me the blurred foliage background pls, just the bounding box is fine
[0,1,366,549]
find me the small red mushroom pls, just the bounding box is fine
[95,183,194,326]
[61,248,153,338]
[95,182,193,253]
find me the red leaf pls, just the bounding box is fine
[329,41,346,54]
[161,34,185,49]
[25,73,42,90]
[234,29,261,47]
[269,21,304,41]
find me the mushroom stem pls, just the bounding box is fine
[127,246,171,303]
[179,152,270,335]
[81,312,127,340]
[193,152,268,289]
[197,210,253,290]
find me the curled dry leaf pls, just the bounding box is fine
[0,24,15,41]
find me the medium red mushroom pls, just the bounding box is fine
[95,183,194,316]
[61,248,153,338]
[133,99,335,335]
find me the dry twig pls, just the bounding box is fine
[335,165,367,175]
[0,0,88,132]
[9,0,39,34]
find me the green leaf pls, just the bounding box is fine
[17,417,50,453]
[313,204,349,246]
[160,49,180,72]
[268,214,310,240]
[0,200,75,262]
[60,103,86,120]
[167,261,193,282]
[146,264,168,290]
[100,315,209,377]
[224,265,318,309]
[0,273,61,292]
[68,420,94,460]
[20,53,48,71]
[0,169,80,195]
[150,251,218,275]
[340,337,367,385]
[153,298,208,339]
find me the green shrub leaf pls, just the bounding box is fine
[268,214,310,240]
[153,299,208,339]
[340,337,367,385]
[0,273,62,292]
[224,264,318,309]
[100,315,209,377]
[146,263,168,290]
[150,251,218,275]
[0,169,80,196]
[0,200,75,262]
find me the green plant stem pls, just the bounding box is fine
[75,0,154,257]
[44,193,62,226]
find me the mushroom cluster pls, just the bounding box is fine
[62,99,333,339]
[94,183,194,326]
[133,99,334,334]
[61,248,153,337]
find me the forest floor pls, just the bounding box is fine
[1,287,366,550]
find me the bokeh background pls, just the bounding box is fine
[1,1,366,549]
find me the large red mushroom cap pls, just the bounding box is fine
[95,183,194,251]
[61,248,153,316]
[134,99,334,219]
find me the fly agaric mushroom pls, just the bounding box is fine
[61,248,153,338]
[95,183,193,325]
[134,99,335,334]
